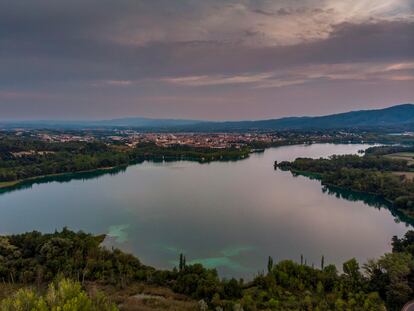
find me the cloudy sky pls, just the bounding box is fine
[1,0,413,120]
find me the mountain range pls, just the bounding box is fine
[1,103,414,132]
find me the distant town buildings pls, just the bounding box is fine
[1,129,363,150]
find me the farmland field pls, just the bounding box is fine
[392,171,414,181]
[385,152,414,165]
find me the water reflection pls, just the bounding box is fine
[321,185,414,227]
[286,169,414,226]
[0,143,410,278]
[0,166,127,195]
[0,155,250,196]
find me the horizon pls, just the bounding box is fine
[1,102,413,123]
[1,0,413,120]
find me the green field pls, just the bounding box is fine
[385,152,414,165]
[392,171,414,181]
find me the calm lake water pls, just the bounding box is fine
[0,143,410,278]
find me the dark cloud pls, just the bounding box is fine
[252,8,277,16]
[276,8,291,15]
[2,19,412,82]
[252,7,333,16]
[0,0,413,119]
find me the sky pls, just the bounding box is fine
[0,0,413,120]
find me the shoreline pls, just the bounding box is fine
[285,168,414,222]
[0,141,376,191]
[0,153,249,191]
[0,166,119,190]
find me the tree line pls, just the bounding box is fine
[3,228,414,310]
[0,137,250,184]
[277,152,414,218]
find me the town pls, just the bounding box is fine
[2,129,365,150]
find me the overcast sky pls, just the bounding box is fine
[1,0,413,120]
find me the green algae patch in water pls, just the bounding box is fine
[107,224,130,243]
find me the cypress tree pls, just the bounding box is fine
[267,256,273,274]
[179,253,184,271]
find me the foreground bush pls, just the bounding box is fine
[0,279,117,311]
[2,229,410,310]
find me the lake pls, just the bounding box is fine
[0,143,410,278]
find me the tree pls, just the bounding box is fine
[224,279,242,299]
[179,253,184,272]
[378,252,413,309]
[267,256,273,274]
[343,258,363,292]
[0,279,117,311]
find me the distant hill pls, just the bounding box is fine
[1,103,414,131]
[193,103,414,131]
[0,117,204,130]
[90,117,204,128]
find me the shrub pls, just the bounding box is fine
[0,279,117,311]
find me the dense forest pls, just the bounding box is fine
[365,145,414,156]
[0,137,250,186]
[2,228,414,310]
[278,151,414,217]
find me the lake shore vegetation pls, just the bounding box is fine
[3,228,414,310]
[277,147,414,218]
